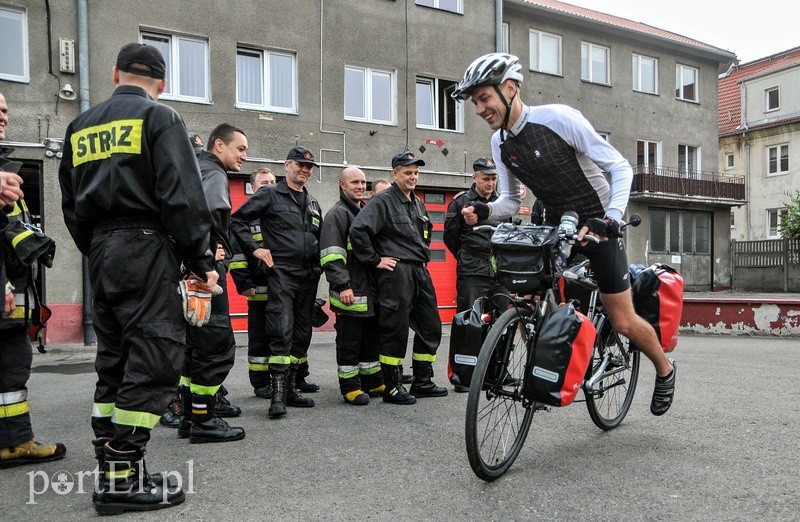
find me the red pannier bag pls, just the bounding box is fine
[524,303,596,407]
[632,263,684,352]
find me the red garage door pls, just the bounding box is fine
[228,177,251,332]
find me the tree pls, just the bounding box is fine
[779,189,800,239]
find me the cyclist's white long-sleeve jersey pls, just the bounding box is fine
[489,103,633,224]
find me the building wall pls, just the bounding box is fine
[742,66,800,128]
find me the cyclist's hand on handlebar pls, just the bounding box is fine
[582,217,623,243]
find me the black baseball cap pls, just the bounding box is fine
[116,43,166,79]
[473,157,498,174]
[287,146,318,166]
[188,133,204,155]
[392,151,425,168]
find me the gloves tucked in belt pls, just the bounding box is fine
[178,279,223,327]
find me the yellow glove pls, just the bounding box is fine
[178,279,223,327]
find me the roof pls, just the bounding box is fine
[718,47,800,135]
[520,0,733,56]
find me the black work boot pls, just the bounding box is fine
[254,383,273,399]
[268,372,288,418]
[188,394,245,444]
[92,438,172,499]
[381,364,416,405]
[297,361,320,392]
[361,366,385,397]
[176,385,192,439]
[410,361,448,398]
[214,385,242,417]
[287,366,315,408]
[93,444,185,515]
[159,389,183,428]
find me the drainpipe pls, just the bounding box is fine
[77,0,95,344]
[318,0,347,182]
[495,0,503,52]
[741,82,751,241]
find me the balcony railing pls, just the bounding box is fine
[631,165,745,201]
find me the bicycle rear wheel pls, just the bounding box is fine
[465,307,535,481]
[585,323,640,430]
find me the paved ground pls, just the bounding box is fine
[1,331,799,520]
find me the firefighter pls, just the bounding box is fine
[58,43,218,514]
[229,167,275,398]
[371,178,391,196]
[349,152,447,405]
[0,92,66,469]
[176,124,246,443]
[321,167,383,405]
[231,146,322,418]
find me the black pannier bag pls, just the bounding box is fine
[448,297,491,389]
[523,303,596,407]
[491,224,558,295]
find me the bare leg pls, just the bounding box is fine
[600,289,673,377]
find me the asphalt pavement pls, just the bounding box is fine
[1,331,799,520]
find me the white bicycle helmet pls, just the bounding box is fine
[451,53,523,101]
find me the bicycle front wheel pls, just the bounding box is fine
[465,307,535,481]
[585,324,640,430]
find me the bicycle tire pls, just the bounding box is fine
[465,307,535,481]
[585,323,640,430]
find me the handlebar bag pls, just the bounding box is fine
[491,225,558,294]
[524,303,595,407]
[632,263,684,352]
[447,297,491,388]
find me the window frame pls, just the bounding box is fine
[0,6,29,83]
[501,22,510,53]
[529,29,562,76]
[632,53,658,95]
[344,65,397,126]
[678,144,701,178]
[415,0,463,14]
[415,76,463,133]
[235,46,298,114]
[765,87,780,112]
[140,30,210,104]
[766,143,789,176]
[581,41,611,85]
[636,139,661,173]
[725,153,735,169]
[675,63,699,103]
[767,208,788,239]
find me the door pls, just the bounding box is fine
[227,176,251,332]
[416,189,459,323]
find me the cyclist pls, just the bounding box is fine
[452,53,676,416]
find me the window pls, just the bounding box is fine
[726,154,735,169]
[501,22,510,53]
[650,209,711,253]
[632,53,658,94]
[678,144,700,177]
[416,77,463,132]
[765,87,780,112]
[415,0,462,14]
[767,144,789,175]
[530,30,562,76]
[345,66,396,124]
[597,132,609,142]
[636,140,660,173]
[236,47,297,113]
[730,210,735,229]
[581,42,610,85]
[675,64,698,102]
[0,6,29,82]
[767,208,788,238]
[141,31,209,103]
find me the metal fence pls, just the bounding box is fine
[632,165,746,201]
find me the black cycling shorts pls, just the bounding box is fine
[574,237,630,295]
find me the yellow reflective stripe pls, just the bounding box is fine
[329,295,368,312]
[320,253,346,266]
[7,202,23,217]
[412,353,437,363]
[252,233,263,241]
[268,356,291,365]
[106,468,133,480]
[6,307,27,319]
[229,261,248,270]
[11,229,34,248]
[248,294,269,301]
[297,356,308,365]
[92,402,115,418]
[379,355,403,366]
[346,241,352,251]
[248,363,270,371]
[71,119,143,167]
[0,401,30,419]
[359,364,382,376]
[179,376,191,387]
[338,365,359,379]
[189,383,221,396]
[289,356,301,365]
[112,408,161,429]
